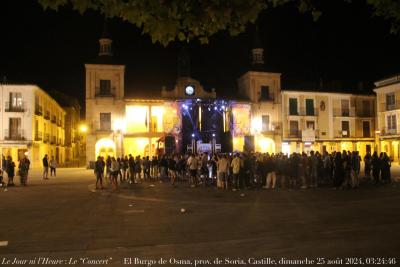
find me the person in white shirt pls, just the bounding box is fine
[50,156,57,177]
[187,154,199,187]
[217,154,229,190]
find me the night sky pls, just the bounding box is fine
[1,0,400,113]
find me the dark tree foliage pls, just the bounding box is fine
[38,0,400,46]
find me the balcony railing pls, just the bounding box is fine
[356,110,374,117]
[35,105,43,116]
[379,101,400,111]
[286,130,302,138]
[334,130,351,138]
[333,108,356,117]
[35,131,42,141]
[4,129,25,141]
[95,87,116,97]
[381,128,399,136]
[259,93,274,102]
[5,101,25,112]
[43,133,50,143]
[288,107,318,116]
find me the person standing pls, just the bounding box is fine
[110,157,119,190]
[49,156,57,177]
[187,154,198,187]
[2,155,7,179]
[381,152,392,184]
[6,156,15,186]
[19,156,30,186]
[371,152,381,185]
[217,154,229,190]
[128,154,135,184]
[364,151,372,180]
[231,154,242,190]
[350,151,361,189]
[42,154,49,180]
[94,156,104,190]
[264,154,277,189]
[333,152,344,189]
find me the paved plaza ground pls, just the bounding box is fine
[0,167,399,266]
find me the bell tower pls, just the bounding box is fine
[251,25,264,66]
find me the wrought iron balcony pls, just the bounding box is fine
[380,101,400,111]
[44,111,50,120]
[333,108,356,117]
[35,105,43,116]
[288,107,318,116]
[4,129,25,141]
[381,128,399,136]
[5,101,25,112]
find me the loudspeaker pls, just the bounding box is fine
[244,135,255,152]
[165,135,176,154]
[221,131,233,153]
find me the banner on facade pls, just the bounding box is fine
[302,129,315,142]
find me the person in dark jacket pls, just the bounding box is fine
[94,156,105,190]
[380,152,391,184]
[371,152,381,184]
[333,152,344,188]
[6,156,15,186]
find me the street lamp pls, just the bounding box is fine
[79,124,88,133]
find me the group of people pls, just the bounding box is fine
[42,154,57,179]
[0,155,31,187]
[92,150,393,191]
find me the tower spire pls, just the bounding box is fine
[251,24,264,65]
[98,19,113,57]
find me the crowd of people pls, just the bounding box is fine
[0,155,31,187]
[92,150,393,191]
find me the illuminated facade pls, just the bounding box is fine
[0,84,66,168]
[374,74,400,162]
[281,91,376,158]
[85,25,381,165]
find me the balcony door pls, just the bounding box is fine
[305,99,314,116]
[262,115,270,132]
[9,118,21,139]
[341,99,350,116]
[362,121,371,137]
[341,121,350,137]
[100,113,111,131]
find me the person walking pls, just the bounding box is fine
[49,156,57,177]
[42,154,49,180]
